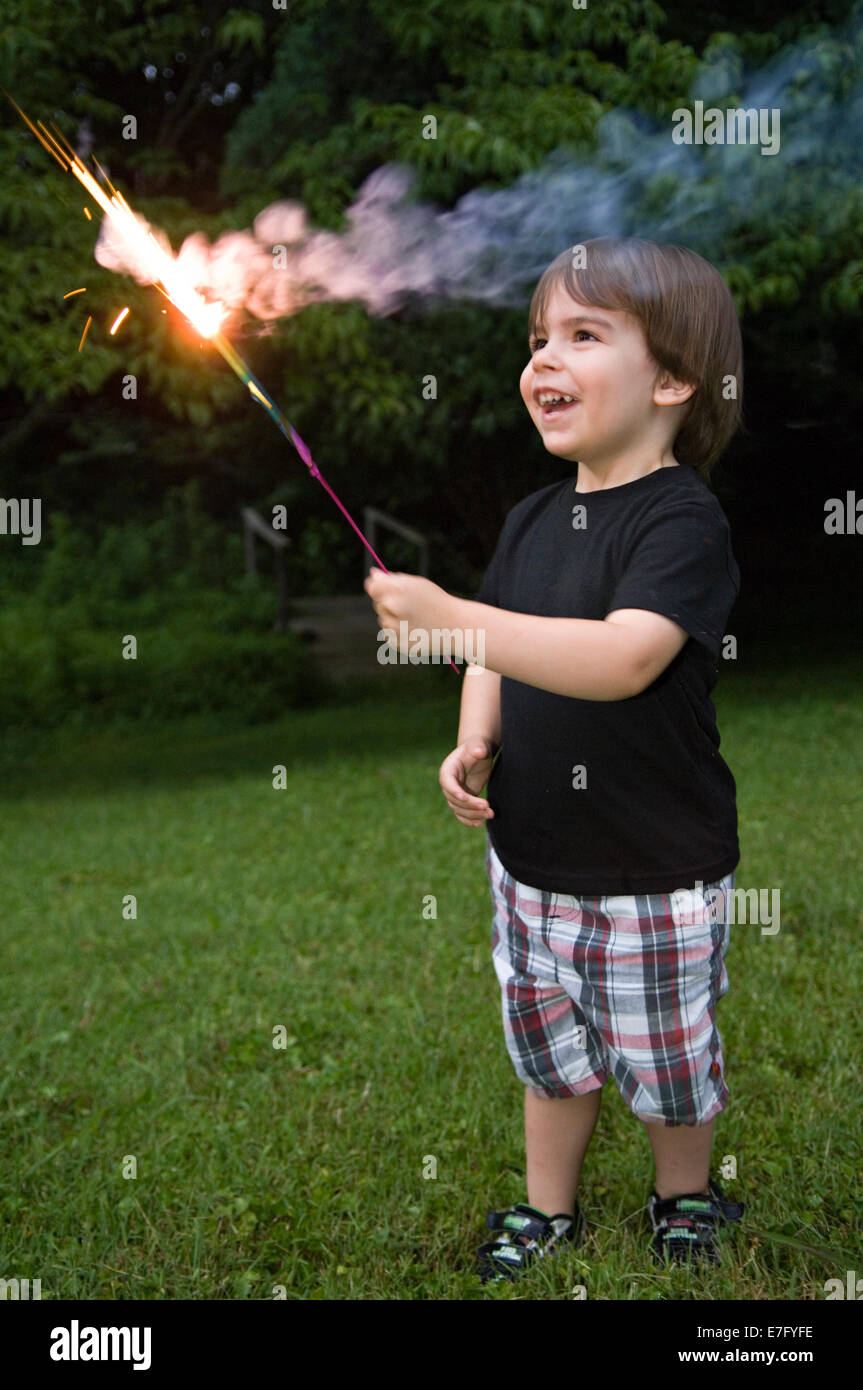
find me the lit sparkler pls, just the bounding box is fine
[7,93,460,674]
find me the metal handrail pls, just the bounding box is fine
[241,506,290,630]
[362,506,429,577]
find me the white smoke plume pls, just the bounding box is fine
[94,9,863,323]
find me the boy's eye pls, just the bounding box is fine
[529,330,596,352]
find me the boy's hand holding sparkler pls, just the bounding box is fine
[363,566,457,647]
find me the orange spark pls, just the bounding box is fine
[78,315,92,352]
[63,287,86,298]
[109,306,130,335]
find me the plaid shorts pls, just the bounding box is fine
[486,835,734,1126]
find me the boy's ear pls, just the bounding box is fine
[654,373,696,408]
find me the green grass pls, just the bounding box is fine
[0,645,861,1301]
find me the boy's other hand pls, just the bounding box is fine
[439,738,496,827]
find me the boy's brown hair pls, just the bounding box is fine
[527,237,743,481]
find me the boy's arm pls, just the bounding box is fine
[455,599,688,701]
[457,663,502,753]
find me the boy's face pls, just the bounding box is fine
[519,281,689,466]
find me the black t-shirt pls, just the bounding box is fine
[474,462,741,895]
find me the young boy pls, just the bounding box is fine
[364,235,745,1283]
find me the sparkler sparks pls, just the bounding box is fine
[108,306,129,335]
[7,94,223,337]
[6,91,462,675]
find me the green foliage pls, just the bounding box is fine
[0,601,323,730]
[216,8,267,57]
[5,482,234,605]
[0,481,326,729]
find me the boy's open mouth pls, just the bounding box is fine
[539,396,579,421]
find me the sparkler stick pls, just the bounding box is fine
[6,92,461,675]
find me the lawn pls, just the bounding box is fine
[1,643,860,1300]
